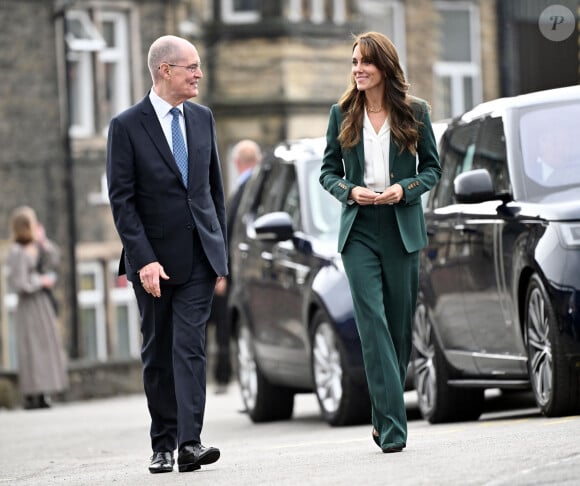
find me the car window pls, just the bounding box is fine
[472,116,509,194]
[282,176,301,230]
[306,159,340,239]
[519,102,580,198]
[255,162,297,219]
[432,121,480,208]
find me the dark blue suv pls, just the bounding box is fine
[413,85,580,423]
[227,138,371,426]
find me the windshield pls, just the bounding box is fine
[305,159,341,241]
[519,101,580,200]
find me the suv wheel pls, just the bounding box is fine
[237,320,294,422]
[412,303,484,423]
[525,274,580,416]
[310,310,370,426]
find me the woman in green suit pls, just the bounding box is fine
[320,32,441,453]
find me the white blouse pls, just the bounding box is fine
[363,109,391,192]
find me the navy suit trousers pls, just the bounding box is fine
[133,230,216,452]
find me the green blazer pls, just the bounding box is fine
[320,99,442,254]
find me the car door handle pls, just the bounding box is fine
[454,224,478,234]
[238,242,249,259]
[261,251,273,266]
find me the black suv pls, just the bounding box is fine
[228,138,371,426]
[413,85,580,423]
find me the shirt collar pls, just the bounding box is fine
[363,109,390,136]
[149,88,184,118]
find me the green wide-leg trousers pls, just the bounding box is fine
[341,204,419,450]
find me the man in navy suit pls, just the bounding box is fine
[106,35,227,474]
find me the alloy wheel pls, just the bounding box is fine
[526,286,553,407]
[237,325,258,412]
[312,321,343,415]
[412,303,437,417]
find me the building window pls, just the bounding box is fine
[78,262,107,361]
[98,11,131,136]
[222,0,260,23]
[65,10,106,51]
[288,0,347,24]
[108,262,140,359]
[433,1,482,119]
[359,1,406,67]
[65,9,132,138]
[0,265,18,370]
[88,173,109,205]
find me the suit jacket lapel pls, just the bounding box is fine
[139,96,186,185]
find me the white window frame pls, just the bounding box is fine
[358,1,406,68]
[288,0,302,22]
[65,9,132,138]
[88,172,109,205]
[433,1,482,119]
[65,10,106,52]
[332,0,347,25]
[221,0,260,23]
[98,11,131,136]
[78,261,107,361]
[287,0,346,25]
[67,49,95,138]
[311,0,324,24]
[108,261,140,358]
[1,264,18,370]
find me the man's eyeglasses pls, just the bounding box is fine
[160,62,201,73]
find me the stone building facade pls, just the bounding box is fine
[2,0,576,404]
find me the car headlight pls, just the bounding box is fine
[557,223,580,248]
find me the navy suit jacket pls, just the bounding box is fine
[107,94,228,284]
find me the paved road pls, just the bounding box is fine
[1,387,579,485]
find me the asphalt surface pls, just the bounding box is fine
[1,386,580,485]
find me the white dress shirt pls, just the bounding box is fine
[363,109,391,192]
[149,88,188,154]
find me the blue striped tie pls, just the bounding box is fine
[170,107,188,186]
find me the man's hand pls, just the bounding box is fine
[139,262,169,298]
[214,276,227,296]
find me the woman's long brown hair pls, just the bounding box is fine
[338,32,420,155]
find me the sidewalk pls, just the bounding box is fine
[0,386,249,486]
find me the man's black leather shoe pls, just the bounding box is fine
[177,443,220,473]
[149,451,174,474]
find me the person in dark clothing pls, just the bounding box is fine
[210,139,261,393]
[107,35,227,474]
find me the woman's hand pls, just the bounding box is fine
[374,184,403,205]
[349,186,379,205]
[40,273,56,289]
[349,184,404,205]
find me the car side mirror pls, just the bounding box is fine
[454,169,495,204]
[253,211,294,241]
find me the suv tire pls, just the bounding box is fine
[525,273,580,416]
[412,303,484,423]
[310,310,370,426]
[236,319,294,422]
